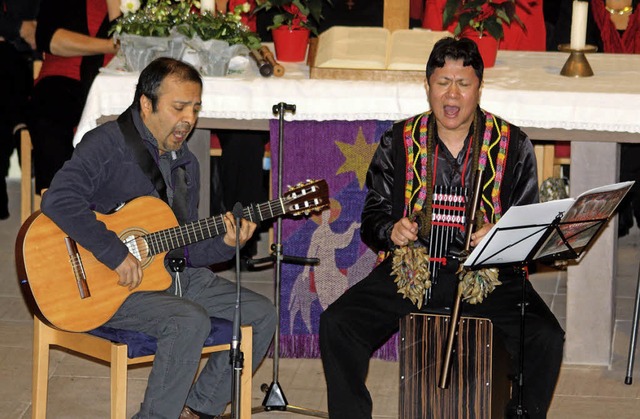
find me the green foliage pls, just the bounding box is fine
[176,9,261,50]
[110,0,261,50]
[110,0,192,37]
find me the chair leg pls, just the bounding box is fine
[240,325,252,419]
[20,130,33,223]
[32,317,50,419]
[111,344,129,419]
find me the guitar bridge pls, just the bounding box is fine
[64,237,91,299]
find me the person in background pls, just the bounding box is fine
[317,0,383,32]
[41,57,277,419]
[0,0,40,219]
[551,0,640,53]
[543,0,561,51]
[27,0,120,194]
[319,37,564,419]
[550,0,640,236]
[207,0,271,266]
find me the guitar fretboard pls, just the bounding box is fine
[144,198,287,256]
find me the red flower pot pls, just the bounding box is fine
[462,30,500,68]
[272,26,310,62]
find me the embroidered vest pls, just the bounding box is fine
[401,109,517,226]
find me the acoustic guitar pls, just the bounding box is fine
[16,179,329,332]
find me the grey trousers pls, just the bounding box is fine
[104,267,277,418]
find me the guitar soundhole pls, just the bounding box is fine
[120,228,153,269]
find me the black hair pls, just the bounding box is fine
[426,37,484,85]
[133,57,202,111]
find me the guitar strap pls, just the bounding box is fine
[117,107,189,224]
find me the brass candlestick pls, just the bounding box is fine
[558,44,598,77]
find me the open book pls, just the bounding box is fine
[463,181,634,268]
[313,26,452,71]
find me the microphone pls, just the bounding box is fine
[232,202,244,222]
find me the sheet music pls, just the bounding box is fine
[464,181,634,268]
[534,181,634,260]
[464,200,573,267]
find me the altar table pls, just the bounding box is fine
[75,50,640,366]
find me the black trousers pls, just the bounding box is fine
[319,258,565,419]
[27,76,85,192]
[0,42,33,217]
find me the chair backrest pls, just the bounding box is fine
[20,60,43,223]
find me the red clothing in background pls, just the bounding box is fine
[36,0,112,83]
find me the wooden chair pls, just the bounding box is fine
[533,142,571,186]
[32,315,253,419]
[20,59,42,223]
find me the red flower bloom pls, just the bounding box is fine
[476,3,494,21]
[283,4,301,15]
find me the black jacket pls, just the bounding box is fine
[360,111,539,254]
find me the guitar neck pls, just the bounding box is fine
[144,198,286,255]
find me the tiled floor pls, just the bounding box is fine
[2,178,640,418]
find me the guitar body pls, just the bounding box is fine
[16,196,175,332]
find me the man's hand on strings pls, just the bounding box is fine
[223,212,257,248]
[115,253,143,290]
[391,217,418,247]
[470,223,494,248]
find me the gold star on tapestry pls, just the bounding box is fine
[335,126,379,190]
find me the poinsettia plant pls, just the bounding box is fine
[253,0,330,35]
[443,0,524,40]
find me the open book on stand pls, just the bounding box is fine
[464,181,634,269]
[308,26,451,82]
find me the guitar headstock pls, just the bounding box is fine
[282,179,330,217]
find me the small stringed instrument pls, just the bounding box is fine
[16,179,329,332]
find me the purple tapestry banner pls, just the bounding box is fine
[270,119,396,360]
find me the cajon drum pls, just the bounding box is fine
[399,313,511,419]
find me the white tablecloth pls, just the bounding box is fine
[74,50,640,146]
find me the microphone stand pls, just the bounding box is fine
[230,202,244,419]
[247,102,328,418]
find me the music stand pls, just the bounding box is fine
[461,181,633,418]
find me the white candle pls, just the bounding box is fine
[201,0,215,12]
[570,0,589,50]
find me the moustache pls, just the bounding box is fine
[174,122,192,132]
